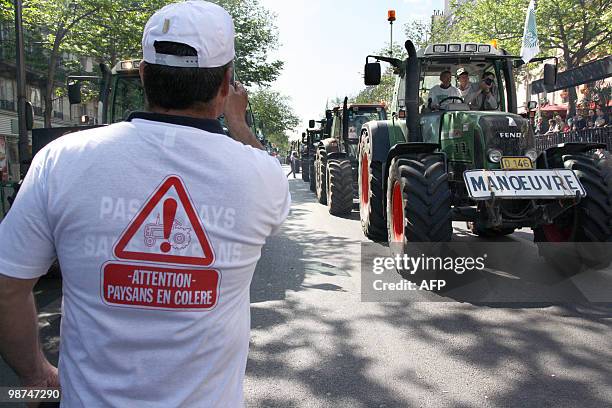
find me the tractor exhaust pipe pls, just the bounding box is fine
[404,40,421,142]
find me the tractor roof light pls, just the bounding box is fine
[448,44,461,52]
[433,44,447,53]
[465,44,477,52]
[478,45,491,53]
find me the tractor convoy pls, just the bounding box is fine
[297,39,612,274]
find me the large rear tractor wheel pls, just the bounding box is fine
[534,150,612,274]
[358,131,387,241]
[387,153,452,279]
[301,159,310,182]
[315,147,327,205]
[326,158,354,216]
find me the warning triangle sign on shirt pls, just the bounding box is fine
[113,175,215,266]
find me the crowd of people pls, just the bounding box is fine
[535,107,609,135]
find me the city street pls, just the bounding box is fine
[3,165,610,407]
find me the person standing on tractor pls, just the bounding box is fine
[0,1,290,407]
[427,70,462,110]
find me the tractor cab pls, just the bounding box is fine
[330,103,386,160]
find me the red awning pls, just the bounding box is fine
[540,104,568,112]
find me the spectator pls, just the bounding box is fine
[595,108,607,126]
[286,151,299,178]
[0,2,290,407]
[545,119,557,134]
[535,117,548,134]
[574,113,587,130]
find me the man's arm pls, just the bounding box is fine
[223,81,264,150]
[0,274,59,387]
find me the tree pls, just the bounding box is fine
[249,88,300,153]
[213,0,283,86]
[3,0,284,127]
[450,0,612,115]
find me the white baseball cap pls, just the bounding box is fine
[142,1,235,68]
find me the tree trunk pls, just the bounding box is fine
[43,26,64,128]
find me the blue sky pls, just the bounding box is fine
[258,0,444,139]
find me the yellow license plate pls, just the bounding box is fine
[501,157,533,170]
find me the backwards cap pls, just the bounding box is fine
[142,1,235,68]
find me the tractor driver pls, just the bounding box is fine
[427,70,462,111]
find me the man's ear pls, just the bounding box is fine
[139,62,145,86]
[220,68,232,98]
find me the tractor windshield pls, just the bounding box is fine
[418,58,511,113]
[347,108,386,141]
[111,75,145,123]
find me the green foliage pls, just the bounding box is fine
[249,88,300,153]
[213,0,283,85]
[451,0,612,67]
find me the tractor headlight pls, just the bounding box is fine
[525,149,538,162]
[488,149,502,163]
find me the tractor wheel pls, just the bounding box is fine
[467,222,515,237]
[309,159,316,192]
[302,159,310,182]
[358,131,387,241]
[315,147,327,205]
[387,154,452,279]
[534,150,612,274]
[326,158,354,216]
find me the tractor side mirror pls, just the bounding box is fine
[67,81,82,105]
[308,119,315,128]
[364,62,381,86]
[527,101,537,110]
[301,132,307,143]
[25,101,34,131]
[543,64,557,89]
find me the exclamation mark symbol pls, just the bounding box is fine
[160,198,177,253]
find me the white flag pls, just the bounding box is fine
[520,0,540,63]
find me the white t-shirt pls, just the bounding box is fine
[428,84,462,107]
[0,113,291,407]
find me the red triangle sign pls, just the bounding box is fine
[113,175,215,266]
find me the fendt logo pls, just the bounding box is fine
[499,132,523,138]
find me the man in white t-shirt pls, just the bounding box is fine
[427,70,462,111]
[0,1,290,407]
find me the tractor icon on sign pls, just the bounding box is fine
[143,214,192,250]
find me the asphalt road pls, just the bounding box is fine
[1,164,611,407]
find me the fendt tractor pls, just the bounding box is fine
[32,59,262,156]
[301,125,324,190]
[314,99,386,216]
[359,40,612,273]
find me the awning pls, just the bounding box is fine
[540,104,568,112]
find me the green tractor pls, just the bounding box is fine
[360,40,612,272]
[314,98,386,216]
[301,124,324,191]
[32,59,262,152]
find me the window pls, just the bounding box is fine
[28,86,42,108]
[0,78,15,102]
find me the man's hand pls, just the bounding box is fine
[223,81,263,150]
